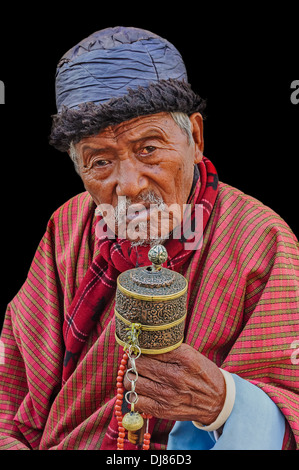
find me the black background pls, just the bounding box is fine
[0,6,298,326]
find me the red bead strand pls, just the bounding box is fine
[141,413,153,450]
[115,352,128,450]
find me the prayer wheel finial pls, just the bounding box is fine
[148,245,168,271]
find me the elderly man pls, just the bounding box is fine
[0,26,298,450]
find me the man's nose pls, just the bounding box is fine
[115,160,149,198]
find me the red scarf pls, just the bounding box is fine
[62,157,219,382]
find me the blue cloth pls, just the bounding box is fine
[167,374,286,450]
[55,27,187,112]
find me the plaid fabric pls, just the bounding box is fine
[0,162,298,449]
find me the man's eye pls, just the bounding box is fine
[94,160,109,167]
[139,146,156,156]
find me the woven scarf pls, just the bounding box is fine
[62,156,219,382]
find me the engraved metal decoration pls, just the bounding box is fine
[115,245,188,354]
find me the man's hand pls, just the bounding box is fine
[123,343,226,425]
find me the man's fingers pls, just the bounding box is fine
[133,394,169,419]
[124,370,164,399]
[127,354,182,385]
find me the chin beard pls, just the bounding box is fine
[130,236,167,248]
[128,221,167,248]
[97,191,182,247]
[130,238,166,247]
[113,192,169,247]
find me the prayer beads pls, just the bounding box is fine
[115,350,152,450]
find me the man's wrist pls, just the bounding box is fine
[192,369,236,432]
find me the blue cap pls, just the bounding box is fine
[55,26,188,112]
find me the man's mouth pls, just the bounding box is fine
[95,193,174,245]
[125,204,151,223]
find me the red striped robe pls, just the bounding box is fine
[0,182,298,449]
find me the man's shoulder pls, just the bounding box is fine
[218,181,285,221]
[216,182,297,241]
[50,191,95,233]
[52,191,95,218]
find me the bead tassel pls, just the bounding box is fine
[115,351,152,450]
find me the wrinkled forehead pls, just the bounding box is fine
[76,112,177,149]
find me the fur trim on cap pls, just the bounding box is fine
[49,79,206,152]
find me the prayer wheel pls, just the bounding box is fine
[115,245,188,354]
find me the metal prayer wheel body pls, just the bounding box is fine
[115,245,188,354]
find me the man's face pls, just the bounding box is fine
[75,112,203,243]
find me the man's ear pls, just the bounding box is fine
[189,113,204,163]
